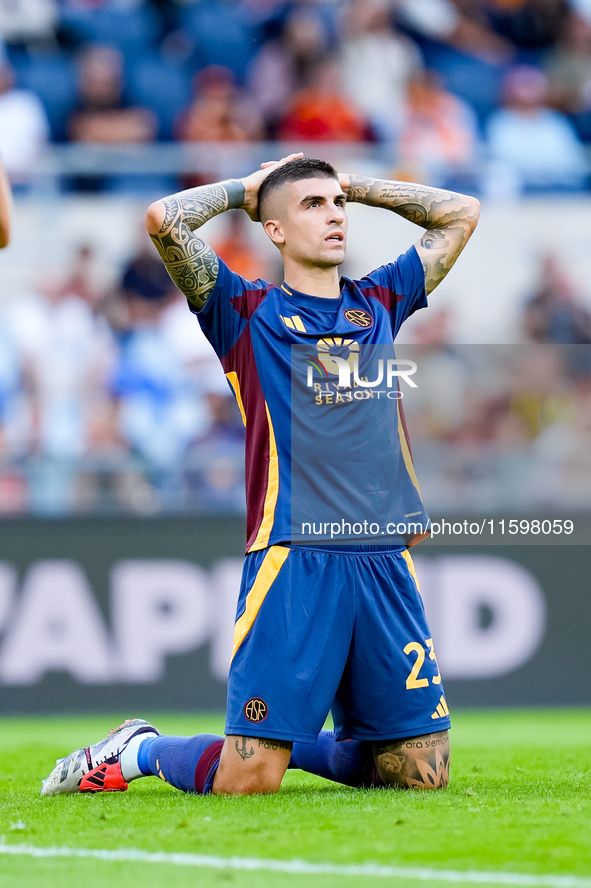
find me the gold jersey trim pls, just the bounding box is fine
[231,545,290,661]
[248,401,279,552]
[225,371,246,427]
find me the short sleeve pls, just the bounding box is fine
[359,246,427,337]
[193,257,258,360]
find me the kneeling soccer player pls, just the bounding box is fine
[41,153,479,797]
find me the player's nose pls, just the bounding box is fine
[328,203,345,223]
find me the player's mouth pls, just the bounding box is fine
[325,232,344,244]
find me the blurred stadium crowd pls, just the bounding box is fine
[2,0,591,194]
[0,228,251,515]
[1,0,591,517]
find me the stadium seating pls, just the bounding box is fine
[16,53,77,142]
[427,47,511,130]
[126,55,192,142]
[178,0,260,84]
[59,3,161,56]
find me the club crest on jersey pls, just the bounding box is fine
[244,697,268,723]
[344,309,372,328]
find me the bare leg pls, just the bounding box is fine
[213,735,293,795]
[373,730,450,790]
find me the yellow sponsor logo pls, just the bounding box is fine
[280,314,306,332]
[431,695,450,720]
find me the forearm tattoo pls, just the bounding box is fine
[346,175,479,294]
[373,730,450,790]
[149,179,245,310]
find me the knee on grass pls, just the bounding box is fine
[373,730,450,791]
[212,736,292,795]
[213,763,284,796]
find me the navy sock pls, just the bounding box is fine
[138,734,224,794]
[289,730,382,788]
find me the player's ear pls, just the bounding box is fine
[263,218,285,247]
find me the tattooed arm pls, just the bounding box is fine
[0,159,12,249]
[145,180,244,310]
[145,153,304,310]
[340,175,480,294]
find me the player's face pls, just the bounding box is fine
[273,177,348,268]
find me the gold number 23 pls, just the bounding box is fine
[403,638,442,689]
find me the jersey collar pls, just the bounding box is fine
[280,279,350,314]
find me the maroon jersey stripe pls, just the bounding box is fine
[222,325,271,550]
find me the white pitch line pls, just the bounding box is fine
[1,844,590,888]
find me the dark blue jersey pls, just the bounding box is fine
[194,245,429,551]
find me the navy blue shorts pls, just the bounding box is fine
[225,544,451,744]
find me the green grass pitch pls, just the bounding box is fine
[0,709,590,888]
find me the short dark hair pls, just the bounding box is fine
[258,157,339,220]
